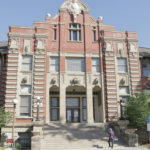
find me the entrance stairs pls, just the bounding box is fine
[39,123,127,150]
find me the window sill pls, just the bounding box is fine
[22,52,33,55]
[52,40,57,42]
[67,40,82,43]
[118,72,128,75]
[92,72,100,74]
[21,71,32,73]
[16,116,33,119]
[119,94,130,96]
[20,94,32,96]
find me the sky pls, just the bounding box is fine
[0,0,150,48]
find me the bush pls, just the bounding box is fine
[15,142,22,150]
[124,93,150,128]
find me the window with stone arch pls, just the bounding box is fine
[69,23,81,41]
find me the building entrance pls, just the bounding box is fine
[66,98,80,123]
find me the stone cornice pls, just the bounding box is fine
[47,51,100,57]
[8,32,48,38]
[35,33,48,38]
[9,26,34,29]
[8,32,34,38]
[104,37,138,42]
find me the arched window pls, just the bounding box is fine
[69,24,81,41]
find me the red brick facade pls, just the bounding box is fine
[0,0,146,124]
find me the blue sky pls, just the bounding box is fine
[0,0,150,48]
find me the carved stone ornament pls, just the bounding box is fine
[70,77,80,85]
[50,78,56,85]
[60,0,90,22]
[93,78,98,85]
[36,40,45,50]
[120,78,125,86]
[106,42,113,51]
[21,77,27,84]
[118,43,124,56]
[24,39,31,53]
[130,43,136,52]
[10,39,19,49]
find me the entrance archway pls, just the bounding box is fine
[66,86,86,123]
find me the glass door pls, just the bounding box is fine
[66,98,80,123]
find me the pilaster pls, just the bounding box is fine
[59,73,66,123]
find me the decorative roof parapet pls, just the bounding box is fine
[59,0,90,22]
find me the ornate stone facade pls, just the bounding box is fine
[0,0,148,148]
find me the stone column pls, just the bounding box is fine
[45,85,50,123]
[59,85,66,124]
[86,86,94,123]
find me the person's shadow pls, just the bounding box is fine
[93,144,103,149]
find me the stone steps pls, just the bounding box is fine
[39,123,128,150]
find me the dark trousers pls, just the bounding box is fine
[108,138,114,148]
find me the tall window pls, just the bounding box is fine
[20,85,32,117]
[92,58,100,72]
[53,25,57,40]
[142,64,150,77]
[66,57,85,72]
[82,98,87,121]
[93,27,96,42]
[20,96,31,116]
[117,58,127,73]
[22,56,32,71]
[51,98,59,121]
[50,57,59,72]
[69,24,81,41]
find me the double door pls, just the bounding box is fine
[66,109,80,123]
[66,98,80,123]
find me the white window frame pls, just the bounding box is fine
[93,27,96,42]
[117,58,127,73]
[66,57,85,72]
[22,55,32,71]
[69,24,81,42]
[20,95,31,117]
[142,63,150,77]
[92,58,100,72]
[50,57,59,72]
[53,25,57,41]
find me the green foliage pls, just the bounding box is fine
[124,93,150,128]
[0,107,12,128]
[15,142,22,150]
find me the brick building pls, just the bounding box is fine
[0,0,149,148]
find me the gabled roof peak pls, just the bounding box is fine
[60,0,90,14]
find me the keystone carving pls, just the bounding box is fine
[120,78,125,86]
[70,78,80,85]
[68,0,84,22]
[93,78,98,85]
[21,77,27,84]
[50,78,56,85]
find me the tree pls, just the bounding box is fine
[124,93,150,128]
[0,107,12,142]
